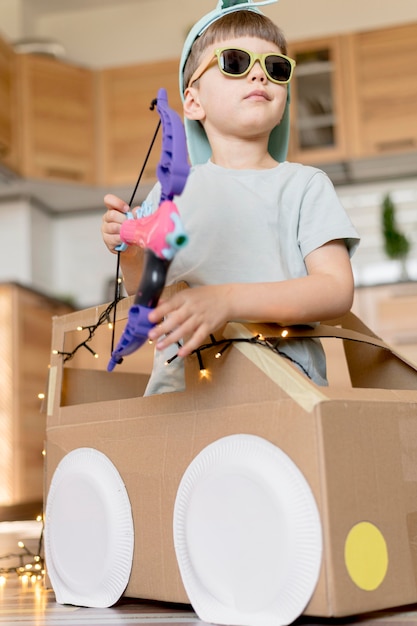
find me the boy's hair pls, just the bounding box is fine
[183,10,288,90]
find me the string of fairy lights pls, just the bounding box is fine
[51,288,298,377]
[165,330,296,378]
[52,291,123,362]
[0,515,45,586]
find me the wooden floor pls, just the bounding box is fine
[4,577,417,626]
[3,521,417,625]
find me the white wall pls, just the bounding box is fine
[0,198,56,297]
[0,199,33,284]
[0,197,119,307]
[53,210,123,307]
[30,203,54,292]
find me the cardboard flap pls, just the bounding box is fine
[223,322,328,412]
[326,312,417,389]
[235,312,417,390]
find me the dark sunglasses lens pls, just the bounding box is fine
[220,49,251,75]
[266,55,292,82]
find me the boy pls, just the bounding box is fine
[102,0,359,394]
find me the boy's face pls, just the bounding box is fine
[184,35,288,148]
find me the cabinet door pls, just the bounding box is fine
[97,59,182,187]
[16,54,96,184]
[348,23,417,157]
[287,36,350,164]
[0,35,18,171]
[353,284,417,367]
[0,283,74,505]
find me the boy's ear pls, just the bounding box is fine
[183,86,206,121]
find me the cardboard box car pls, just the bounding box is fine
[44,295,417,624]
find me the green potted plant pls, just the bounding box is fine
[381,193,411,281]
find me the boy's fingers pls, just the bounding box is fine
[104,194,130,213]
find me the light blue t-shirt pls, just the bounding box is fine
[142,160,360,394]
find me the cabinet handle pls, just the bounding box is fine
[375,138,416,152]
[0,141,9,157]
[44,168,84,181]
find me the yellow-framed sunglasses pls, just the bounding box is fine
[188,47,296,88]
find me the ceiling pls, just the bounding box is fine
[23,0,145,19]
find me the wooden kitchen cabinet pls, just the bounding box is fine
[287,36,350,164]
[3,20,415,188]
[96,58,183,187]
[346,22,417,159]
[0,283,74,506]
[16,54,97,184]
[0,34,18,172]
[353,282,417,367]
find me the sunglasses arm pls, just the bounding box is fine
[187,53,216,87]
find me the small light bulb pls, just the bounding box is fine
[52,349,58,355]
[38,393,45,400]
[18,541,24,549]
[281,329,289,338]
[77,326,83,331]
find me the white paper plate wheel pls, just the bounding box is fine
[173,434,322,626]
[45,448,134,607]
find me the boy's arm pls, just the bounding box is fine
[102,193,144,295]
[148,240,354,357]
[119,251,145,295]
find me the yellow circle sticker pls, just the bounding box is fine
[344,522,388,591]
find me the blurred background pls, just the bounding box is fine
[0,0,416,511]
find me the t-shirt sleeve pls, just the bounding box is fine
[297,170,360,260]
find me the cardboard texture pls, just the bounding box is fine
[45,296,417,618]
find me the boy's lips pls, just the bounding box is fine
[245,89,271,101]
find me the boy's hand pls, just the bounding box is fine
[148,285,232,357]
[102,194,139,258]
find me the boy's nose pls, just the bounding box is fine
[249,61,266,81]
